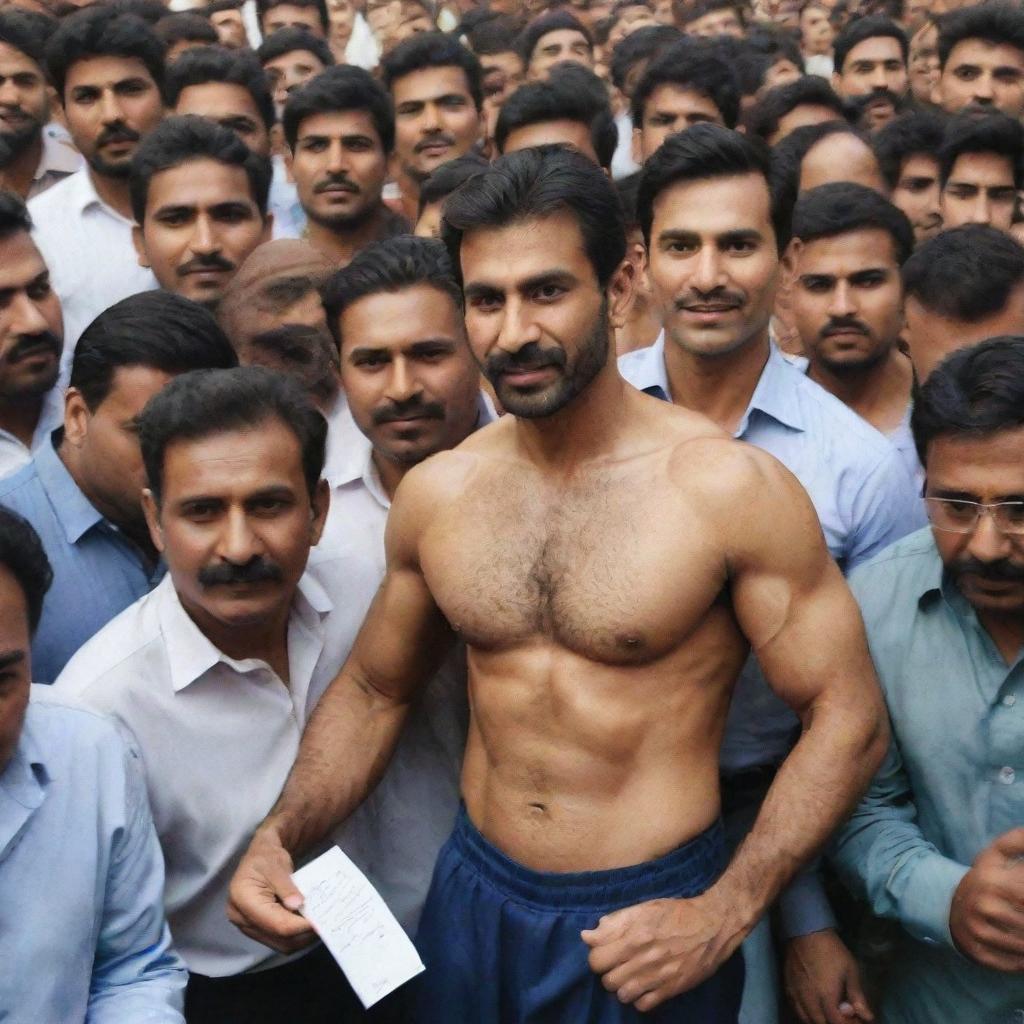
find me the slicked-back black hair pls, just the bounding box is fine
[938,111,1024,189]
[0,7,52,68]
[166,44,276,131]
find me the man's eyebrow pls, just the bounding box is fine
[0,650,25,672]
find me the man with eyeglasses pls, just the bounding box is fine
[833,334,1024,1024]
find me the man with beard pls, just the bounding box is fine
[0,192,65,481]
[0,291,237,683]
[285,65,408,266]
[831,15,909,131]
[0,9,80,200]
[834,336,1024,1024]
[29,7,166,362]
[228,147,890,1024]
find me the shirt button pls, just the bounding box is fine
[1005,695,1017,708]
[1000,766,1016,785]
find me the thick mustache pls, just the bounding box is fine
[675,289,745,311]
[6,331,60,363]
[178,254,235,277]
[952,557,1024,583]
[485,342,567,377]
[821,318,870,338]
[198,558,283,587]
[97,124,139,147]
[314,175,360,195]
[415,133,455,152]
[372,398,445,424]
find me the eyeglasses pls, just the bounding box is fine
[925,497,1024,536]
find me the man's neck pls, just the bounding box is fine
[976,607,1024,667]
[306,205,392,267]
[372,448,410,501]
[4,135,43,200]
[0,394,43,447]
[87,167,133,219]
[393,168,421,224]
[663,330,770,434]
[807,346,913,434]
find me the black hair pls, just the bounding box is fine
[632,37,740,129]
[257,25,334,69]
[382,31,483,111]
[792,181,914,264]
[903,224,1024,322]
[70,291,238,414]
[108,0,168,25]
[417,153,489,217]
[464,12,524,54]
[283,63,394,153]
[256,0,329,33]
[616,170,641,231]
[938,111,1023,189]
[0,507,51,634]
[518,10,593,65]
[443,145,625,288]
[911,335,1024,463]
[0,189,32,241]
[745,22,805,73]
[638,122,790,249]
[609,23,680,94]
[45,6,166,102]
[322,235,463,349]
[744,75,846,142]
[0,8,52,68]
[495,64,617,169]
[938,1,1024,70]
[833,14,908,73]
[204,0,244,13]
[678,0,745,30]
[139,365,326,501]
[872,110,946,190]
[130,114,272,222]
[156,12,219,49]
[166,44,276,132]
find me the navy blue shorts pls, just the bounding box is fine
[411,807,744,1023]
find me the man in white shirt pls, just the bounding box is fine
[29,6,164,368]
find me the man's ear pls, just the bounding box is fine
[309,478,330,547]
[141,488,165,555]
[780,237,803,291]
[132,224,150,269]
[63,386,90,447]
[606,255,638,331]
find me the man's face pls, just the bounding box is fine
[290,109,388,229]
[686,7,744,38]
[800,4,834,55]
[890,153,941,244]
[0,232,63,404]
[210,7,248,48]
[135,158,270,309]
[0,42,48,156]
[392,65,481,183]
[653,0,674,22]
[834,35,908,99]
[394,2,433,44]
[763,57,802,92]
[937,39,1024,117]
[145,418,328,634]
[528,29,593,80]
[905,281,1024,380]
[799,133,888,194]
[63,56,165,179]
[0,565,31,775]
[262,3,326,37]
[909,21,939,105]
[503,118,600,166]
[325,0,355,37]
[789,227,904,374]
[481,50,524,142]
[768,103,844,146]
[173,81,271,156]
[647,172,779,359]
[941,151,1017,232]
[339,283,481,463]
[608,6,659,48]
[926,428,1024,616]
[636,84,723,163]
[263,48,328,118]
[461,210,631,417]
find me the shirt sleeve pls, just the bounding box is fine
[86,726,186,1023]
[776,857,838,939]
[829,738,969,950]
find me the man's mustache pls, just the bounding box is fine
[314,174,361,195]
[372,397,445,425]
[97,124,140,147]
[674,288,745,311]
[484,342,566,379]
[820,317,871,339]
[6,331,61,363]
[178,253,236,277]
[951,556,1024,583]
[198,558,283,587]
[415,132,455,153]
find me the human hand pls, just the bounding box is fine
[784,928,874,1024]
[226,823,318,954]
[950,827,1024,972]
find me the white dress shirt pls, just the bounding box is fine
[0,386,63,483]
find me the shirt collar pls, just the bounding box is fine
[34,433,106,544]
[34,130,82,184]
[67,166,133,224]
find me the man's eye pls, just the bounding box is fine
[954,66,980,80]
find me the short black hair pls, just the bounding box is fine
[166,44,276,132]
[0,190,32,242]
[0,7,52,68]
[609,23,681,94]
[518,10,593,65]
[283,63,394,153]
[108,0,168,25]
[465,12,525,55]
[256,0,329,33]
[911,335,1024,463]
[745,22,805,74]
[443,145,626,288]
[156,12,219,49]
[903,224,1024,322]
[679,0,745,30]
[70,290,238,412]
[833,14,908,73]
[0,507,52,634]
[495,64,617,169]
[257,25,334,69]
[322,235,463,349]
[938,1,1024,70]
[130,114,272,223]
[616,170,641,232]
[417,153,489,216]
[638,123,790,249]
[204,0,244,13]
[382,31,483,111]
[632,37,740,129]
[744,75,846,142]
[792,182,914,264]
[872,111,946,190]
[938,111,1023,189]
[45,6,167,102]
[139,365,326,501]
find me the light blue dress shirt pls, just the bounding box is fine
[0,435,164,683]
[0,692,185,1022]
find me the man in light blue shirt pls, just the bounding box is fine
[834,336,1024,1024]
[0,505,185,1022]
[0,291,237,682]
[620,124,925,1023]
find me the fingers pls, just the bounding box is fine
[993,827,1024,859]
[842,963,875,1022]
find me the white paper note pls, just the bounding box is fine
[291,846,425,1008]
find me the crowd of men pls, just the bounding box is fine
[0,0,1022,1021]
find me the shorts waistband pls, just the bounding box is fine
[450,806,726,913]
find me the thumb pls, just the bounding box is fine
[843,964,874,1022]
[993,827,1024,860]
